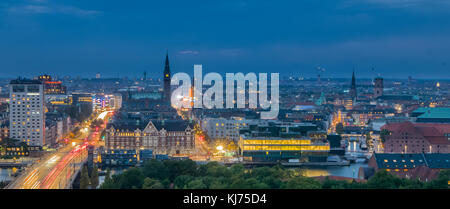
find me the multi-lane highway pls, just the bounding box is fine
[5,110,111,189]
[6,131,89,189]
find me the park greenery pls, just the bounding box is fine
[335,123,344,135]
[99,159,450,189]
[380,129,391,143]
[80,164,100,189]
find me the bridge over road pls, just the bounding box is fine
[4,110,111,189]
[5,143,88,189]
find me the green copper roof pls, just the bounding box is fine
[414,107,450,119]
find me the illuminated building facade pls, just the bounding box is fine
[200,117,250,142]
[9,78,46,146]
[111,93,122,110]
[38,75,67,95]
[106,120,195,155]
[239,136,330,162]
[363,153,450,181]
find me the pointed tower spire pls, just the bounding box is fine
[163,51,171,102]
[350,68,357,100]
[164,51,170,75]
[351,68,356,87]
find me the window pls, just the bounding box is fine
[13,85,25,92]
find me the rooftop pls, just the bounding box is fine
[374,153,450,169]
[414,107,450,119]
[10,78,42,85]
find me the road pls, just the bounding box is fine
[6,131,89,189]
[5,110,111,189]
[189,135,211,161]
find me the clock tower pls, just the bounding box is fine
[163,52,171,102]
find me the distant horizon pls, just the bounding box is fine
[1,74,449,81]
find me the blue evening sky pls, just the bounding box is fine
[1,0,450,79]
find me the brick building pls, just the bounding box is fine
[360,153,450,182]
[381,121,450,153]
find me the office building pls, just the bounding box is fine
[9,78,46,146]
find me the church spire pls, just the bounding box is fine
[351,69,356,88]
[163,51,171,102]
[164,51,170,75]
[350,69,357,100]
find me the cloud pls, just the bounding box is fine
[365,0,434,8]
[178,50,199,55]
[218,49,242,56]
[6,1,100,17]
[8,5,50,14]
[56,6,100,17]
[343,0,450,9]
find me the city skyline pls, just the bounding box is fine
[1,0,450,78]
[0,0,449,195]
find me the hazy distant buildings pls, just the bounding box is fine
[374,77,384,98]
[38,75,67,95]
[71,93,93,121]
[9,78,45,146]
[112,93,122,110]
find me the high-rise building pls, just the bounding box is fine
[349,70,357,100]
[38,75,67,95]
[9,78,46,146]
[374,77,384,98]
[163,52,171,102]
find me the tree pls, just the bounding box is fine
[209,179,229,189]
[142,177,165,189]
[143,160,169,180]
[206,163,232,178]
[185,179,207,189]
[365,132,371,141]
[0,138,19,146]
[282,176,322,189]
[426,169,450,189]
[380,129,391,143]
[322,179,345,189]
[90,164,99,189]
[336,123,344,135]
[104,168,111,182]
[100,173,120,189]
[80,165,90,189]
[366,170,401,189]
[174,175,195,189]
[118,167,145,189]
[230,164,245,175]
[163,159,198,181]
